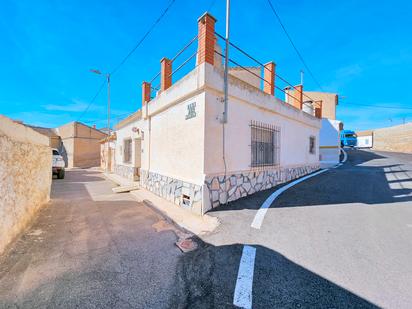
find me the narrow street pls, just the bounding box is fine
[0,169,185,308]
[1,150,412,308]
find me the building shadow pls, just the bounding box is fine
[211,149,412,212]
[169,238,378,308]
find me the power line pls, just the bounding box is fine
[78,0,177,122]
[110,0,177,76]
[77,80,106,121]
[343,102,412,110]
[266,0,324,91]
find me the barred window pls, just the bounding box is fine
[123,139,132,163]
[250,121,280,167]
[309,136,316,154]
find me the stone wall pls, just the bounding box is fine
[140,170,202,212]
[205,164,319,210]
[0,115,52,255]
[114,164,139,181]
[373,123,412,153]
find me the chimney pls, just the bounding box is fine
[284,86,291,104]
[160,57,172,91]
[290,85,303,110]
[315,100,323,119]
[263,61,276,96]
[92,124,96,129]
[197,12,217,66]
[142,81,151,105]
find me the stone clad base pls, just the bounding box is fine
[140,170,202,211]
[114,164,139,181]
[204,164,320,210]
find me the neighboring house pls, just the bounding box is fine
[356,130,373,148]
[285,90,339,120]
[28,126,61,149]
[358,123,412,153]
[99,133,116,172]
[319,119,342,168]
[55,122,107,168]
[114,12,322,214]
[285,88,342,166]
[27,121,106,168]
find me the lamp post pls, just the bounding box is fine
[90,69,111,172]
[90,69,111,137]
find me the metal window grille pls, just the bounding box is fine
[309,136,316,154]
[250,121,280,167]
[123,139,132,163]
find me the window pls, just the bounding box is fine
[123,139,132,163]
[309,136,316,154]
[250,121,280,167]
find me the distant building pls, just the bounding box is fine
[285,90,339,120]
[28,121,106,168]
[284,89,341,166]
[357,123,412,153]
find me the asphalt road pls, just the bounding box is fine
[177,149,412,308]
[1,149,411,308]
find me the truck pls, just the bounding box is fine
[340,130,357,147]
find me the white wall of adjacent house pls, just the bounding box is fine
[357,135,373,148]
[319,118,341,168]
[203,64,321,176]
[115,119,143,168]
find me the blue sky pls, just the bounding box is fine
[1,0,412,131]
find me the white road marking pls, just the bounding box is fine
[251,169,329,229]
[233,245,256,309]
[341,147,348,163]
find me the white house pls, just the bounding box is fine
[114,12,322,214]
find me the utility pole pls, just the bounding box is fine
[107,73,111,137]
[223,0,230,123]
[90,69,111,172]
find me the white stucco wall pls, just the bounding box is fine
[319,119,341,167]
[115,118,144,168]
[203,64,321,176]
[147,93,205,184]
[0,115,52,255]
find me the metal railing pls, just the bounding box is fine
[215,32,322,118]
[149,34,198,93]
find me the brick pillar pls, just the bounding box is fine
[142,81,151,105]
[197,12,217,65]
[315,100,323,118]
[160,57,172,91]
[292,85,303,110]
[263,62,276,95]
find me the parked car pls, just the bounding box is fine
[52,149,65,179]
[340,130,357,147]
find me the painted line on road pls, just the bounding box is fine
[251,169,329,229]
[341,147,348,163]
[233,245,256,309]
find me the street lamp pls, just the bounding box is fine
[90,69,111,137]
[90,69,111,172]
